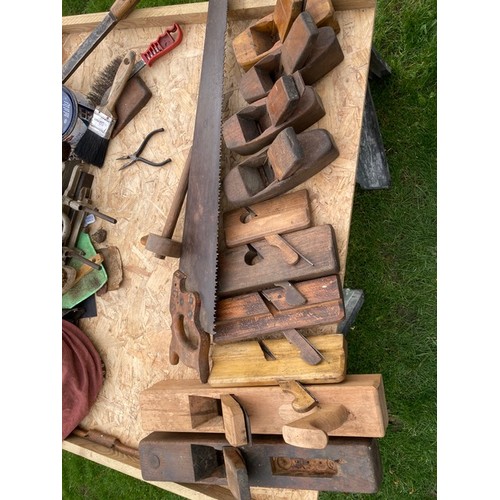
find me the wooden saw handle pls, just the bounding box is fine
[169,269,211,383]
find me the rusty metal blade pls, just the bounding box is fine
[63,0,141,82]
[63,14,118,83]
[178,0,228,335]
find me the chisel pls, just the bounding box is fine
[62,0,141,83]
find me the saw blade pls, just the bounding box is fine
[178,0,228,335]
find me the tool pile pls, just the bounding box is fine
[135,0,389,497]
[62,0,388,496]
[62,1,183,315]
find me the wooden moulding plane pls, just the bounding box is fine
[218,223,340,297]
[139,433,383,495]
[139,374,388,440]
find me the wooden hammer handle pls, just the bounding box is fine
[161,148,191,239]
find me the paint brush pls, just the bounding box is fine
[75,50,136,167]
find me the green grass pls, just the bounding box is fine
[62,0,437,498]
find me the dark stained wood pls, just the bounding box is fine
[215,274,344,342]
[218,224,340,297]
[223,127,338,209]
[283,328,324,365]
[357,85,391,189]
[239,26,344,104]
[139,432,383,494]
[222,447,251,500]
[281,12,319,74]
[267,74,302,126]
[222,76,326,155]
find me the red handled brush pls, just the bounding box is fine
[75,50,136,168]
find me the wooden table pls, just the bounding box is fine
[62,1,377,497]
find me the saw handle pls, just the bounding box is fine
[169,270,211,383]
[110,0,141,20]
[141,24,183,66]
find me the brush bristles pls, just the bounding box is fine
[87,57,122,107]
[74,129,109,168]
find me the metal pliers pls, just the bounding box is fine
[117,128,172,171]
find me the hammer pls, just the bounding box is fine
[141,148,191,259]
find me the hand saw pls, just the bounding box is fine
[168,0,228,383]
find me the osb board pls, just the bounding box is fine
[62,1,375,495]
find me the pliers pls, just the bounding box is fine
[117,128,172,171]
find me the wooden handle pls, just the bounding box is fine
[161,148,191,239]
[103,50,136,116]
[109,0,141,20]
[278,379,318,413]
[265,233,299,264]
[169,270,211,383]
[282,403,349,449]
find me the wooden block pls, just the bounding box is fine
[267,75,301,126]
[208,335,347,387]
[223,189,312,248]
[239,27,344,104]
[139,433,383,494]
[232,13,282,72]
[267,126,304,180]
[218,224,340,297]
[214,275,345,343]
[223,127,338,209]
[281,12,319,74]
[112,75,152,138]
[304,0,341,34]
[274,0,304,41]
[223,447,251,500]
[239,53,282,103]
[221,394,249,447]
[140,374,388,437]
[282,404,349,449]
